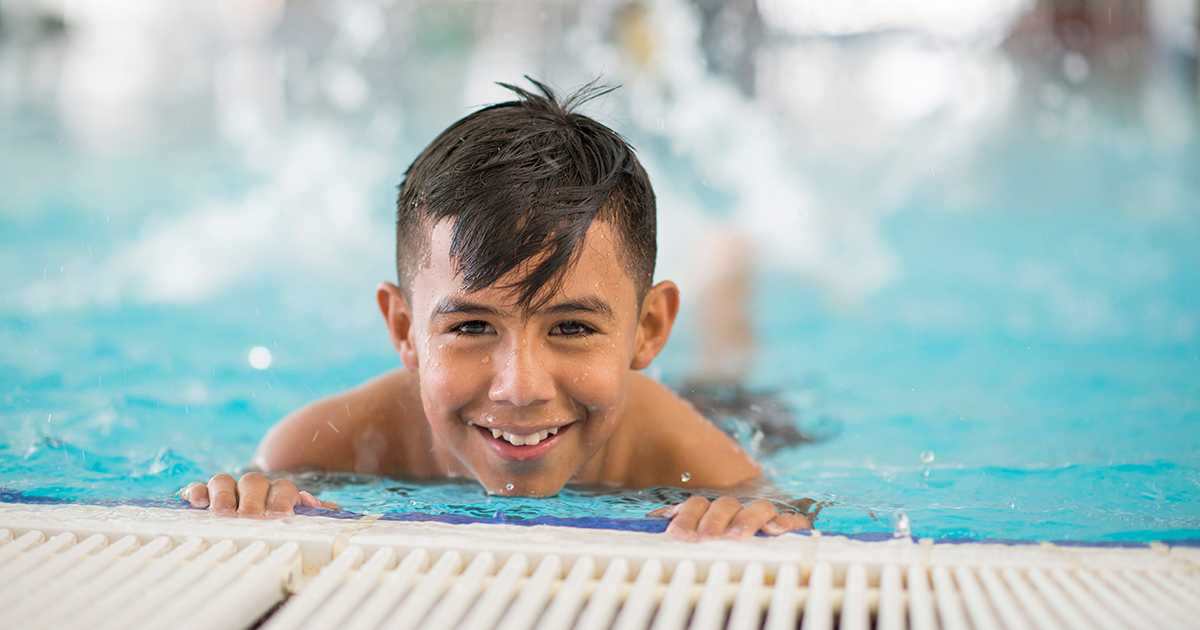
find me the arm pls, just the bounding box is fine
[621,374,812,539]
[254,369,424,474]
[616,373,763,488]
[181,369,426,516]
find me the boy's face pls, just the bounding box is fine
[383,219,675,497]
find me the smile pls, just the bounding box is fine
[474,422,573,462]
[486,427,559,446]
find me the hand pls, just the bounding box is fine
[647,495,811,541]
[179,472,342,518]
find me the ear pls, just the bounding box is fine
[377,282,420,370]
[630,280,680,370]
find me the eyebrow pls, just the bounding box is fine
[544,296,614,319]
[432,298,499,318]
[430,296,614,320]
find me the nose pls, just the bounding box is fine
[489,338,556,407]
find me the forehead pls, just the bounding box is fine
[413,219,637,311]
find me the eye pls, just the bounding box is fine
[552,320,594,337]
[451,321,493,336]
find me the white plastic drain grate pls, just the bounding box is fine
[0,527,300,630]
[262,544,1200,630]
[2,506,1199,630]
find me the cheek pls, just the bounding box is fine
[568,353,627,411]
[420,350,489,415]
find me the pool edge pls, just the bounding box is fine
[3,502,1197,578]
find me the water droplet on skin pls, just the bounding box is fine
[506,483,514,491]
[681,472,691,482]
[892,510,911,538]
[481,356,490,363]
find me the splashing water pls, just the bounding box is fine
[921,450,935,477]
[893,510,911,538]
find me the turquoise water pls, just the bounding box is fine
[2,3,1199,543]
[4,114,1197,542]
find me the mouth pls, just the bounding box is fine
[474,422,573,462]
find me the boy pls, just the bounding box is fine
[181,81,811,540]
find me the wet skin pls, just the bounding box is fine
[180,220,811,539]
[387,220,664,498]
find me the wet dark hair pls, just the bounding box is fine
[395,78,656,311]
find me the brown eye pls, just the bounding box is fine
[553,321,592,336]
[453,321,492,335]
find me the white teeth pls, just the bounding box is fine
[486,427,559,446]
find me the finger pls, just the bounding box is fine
[724,499,778,540]
[180,482,209,508]
[298,491,342,511]
[265,479,300,517]
[236,472,271,519]
[647,504,679,519]
[207,474,238,516]
[696,496,743,540]
[665,496,710,540]
[762,513,812,536]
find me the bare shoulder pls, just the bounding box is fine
[612,372,762,489]
[252,369,431,475]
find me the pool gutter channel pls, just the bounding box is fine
[2,503,1199,629]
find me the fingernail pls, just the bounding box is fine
[724,528,746,540]
[195,498,210,508]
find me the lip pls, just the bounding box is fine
[476,422,573,462]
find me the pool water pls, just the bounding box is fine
[5,114,1197,543]
[2,1,1199,543]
